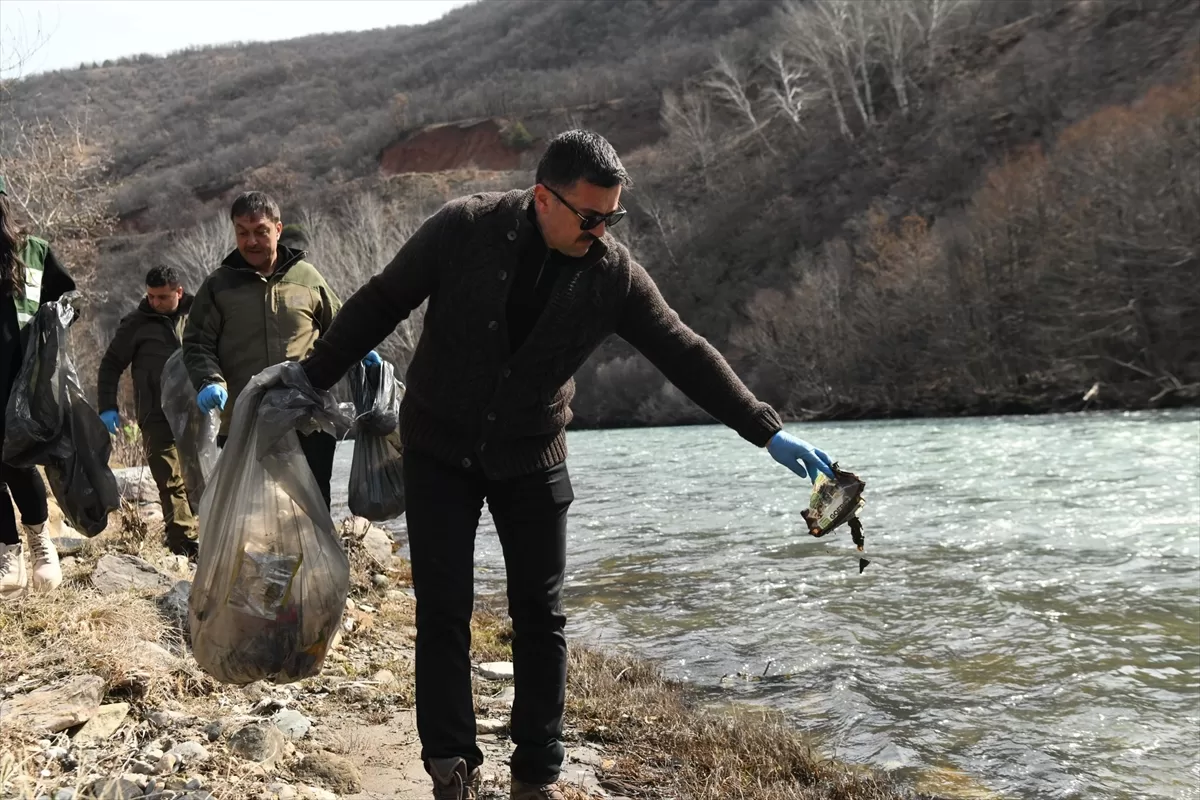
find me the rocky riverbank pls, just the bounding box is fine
[1,475,956,800]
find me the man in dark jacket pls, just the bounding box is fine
[97,266,197,556]
[181,191,378,509]
[300,131,835,800]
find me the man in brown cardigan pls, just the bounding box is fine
[302,131,834,800]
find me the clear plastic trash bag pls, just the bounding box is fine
[189,361,352,685]
[160,349,220,506]
[4,295,119,535]
[346,361,405,521]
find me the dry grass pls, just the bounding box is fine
[2,502,938,800]
[0,571,210,709]
[564,647,930,800]
[0,729,120,800]
[369,577,923,799]
[470,595,514,664]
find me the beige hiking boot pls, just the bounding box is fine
[428,756,481,800]
[25,522,62,591]
[0,542,28,598]
[511,779,565,800]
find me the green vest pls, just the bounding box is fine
[13,236,49,329]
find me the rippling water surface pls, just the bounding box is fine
[333,410,1200,799]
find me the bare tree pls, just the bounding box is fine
[661,88,715,175]
[845,1,878,126]
[164,213,233,292]
[911,0,973,70]
[870,0,918,116]
[0,8,52,90]
[765,47,819,132]
[777,1,854,139]
[0,118,109,235]
[810,0,875,129]
[703,49,774,153]
[299,195,427,371]
[0,116,114,289]
[637,188,682,270]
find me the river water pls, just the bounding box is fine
[330,409,1200,800]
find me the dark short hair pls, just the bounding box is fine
[535,130,630,190]
[230,191,281,223]
[146,265,180,288]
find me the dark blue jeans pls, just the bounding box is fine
[404,447,573,785]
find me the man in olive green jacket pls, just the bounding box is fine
[97,265,197,556]
[181,191,378,508]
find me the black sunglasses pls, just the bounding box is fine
[542,184,627,231]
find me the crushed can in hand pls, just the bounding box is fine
[801,464,869,573]
[189,361,352,685]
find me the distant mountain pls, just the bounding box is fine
[2,0,1196,424]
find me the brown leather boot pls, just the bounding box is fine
[511,779,565,800]
[428,756,481,800]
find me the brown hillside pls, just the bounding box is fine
[379,98,664,175]
[1,0,1197,428]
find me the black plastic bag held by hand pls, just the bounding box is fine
[3,295,77,466]
[189,362,352,685]
[346,360,405,521]
[44,377,121,536]
[161,350,220,504]
[4,295,119,535]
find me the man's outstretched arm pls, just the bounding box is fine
[616,260,833,482]
[303,202,457,391]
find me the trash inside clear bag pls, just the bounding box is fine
[160,349,220,505]
[188,361,352,685]
[346,361,405,521]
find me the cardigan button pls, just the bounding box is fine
[488,320,499,331]
[501,368,511,378]
[486,412,497,422]
[497,270,507,280]
[461,457,472,469]
[506,230,518,241]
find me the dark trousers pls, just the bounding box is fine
[404,448,573,785]
[142,423,198,553]
[217,430,336,510]
[0,462,49,545]
[297,431,336,510]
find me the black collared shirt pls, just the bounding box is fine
[505,207,565,353]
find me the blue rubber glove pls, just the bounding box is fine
[362,350,382,367]
[767,431,835,484]
[99,409,120,436]
[197,384,228,413]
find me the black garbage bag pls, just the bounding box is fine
[44,378,122,536]
[160,349,220,506]
[346,361,405,521]
[3,295,119,535]
[3,296,76,466]
[189,361,352,685]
